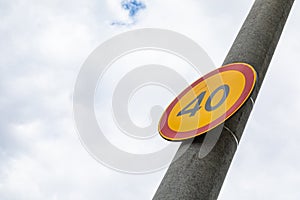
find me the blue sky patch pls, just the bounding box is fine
[111,0,146,26]
[121,0,146,17]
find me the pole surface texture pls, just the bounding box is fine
[153,0,294,199]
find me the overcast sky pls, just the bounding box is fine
[1,0,300,199]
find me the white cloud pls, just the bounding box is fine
[1,0,300,199]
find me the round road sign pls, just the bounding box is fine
[158,63,257,141]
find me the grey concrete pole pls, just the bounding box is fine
[153,0,294,199]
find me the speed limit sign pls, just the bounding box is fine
[158,63,257,141]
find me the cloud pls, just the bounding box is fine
[1,0,300,200]
[0,0,163,199]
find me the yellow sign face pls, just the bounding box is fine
[158,63,257,141]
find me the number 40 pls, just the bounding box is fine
[177,85,230,117]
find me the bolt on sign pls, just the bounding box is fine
[158,63,257,141]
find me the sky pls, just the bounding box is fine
[1,0,300,199]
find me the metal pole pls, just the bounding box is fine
[153,0,294,199]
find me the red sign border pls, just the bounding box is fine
[158,63,257,141]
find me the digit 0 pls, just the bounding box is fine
[205,85,230,111]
